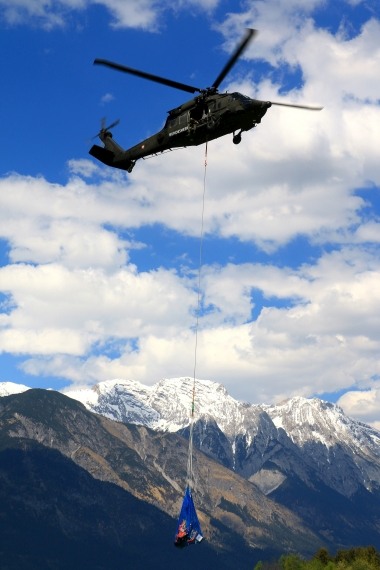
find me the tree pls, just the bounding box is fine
[281,553,304,570]
[314,548,331,565]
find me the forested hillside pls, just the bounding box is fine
[255,546,380,569]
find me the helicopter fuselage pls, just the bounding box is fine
[89,92,271,173]
[90,29,321,173]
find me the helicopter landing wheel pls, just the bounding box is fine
[233,132,242,145]
[127,161,136,173]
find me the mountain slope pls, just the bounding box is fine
[0,444,194,570]
[0,389,320,568]
[3,378,380,554]
[264,397,380,496]
[63,377,380,496]
[62,377,380,550]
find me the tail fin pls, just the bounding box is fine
[100,131,125,154]
[89,120,136,172]
[89,119,124,164]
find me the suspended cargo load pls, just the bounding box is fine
[174,486,203,547]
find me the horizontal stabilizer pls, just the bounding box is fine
[89,144,115,166]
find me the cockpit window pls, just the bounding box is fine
[166,117,178,128]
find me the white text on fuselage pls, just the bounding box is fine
[169,126,189,137]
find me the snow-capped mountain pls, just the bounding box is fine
[262,396,380,497]
[3,377,380,500]
[264,396,380,457]
[62,376,380,499]
[0,388,325,563]
[2,377,380,550]
[64,377,262,436]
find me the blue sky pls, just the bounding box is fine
[0,0,380,428]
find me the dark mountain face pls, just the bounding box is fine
[190,416,380,551]
[180,416,235,468]
[270,471,380,550]
[0,389,319,569]
[0,444,165,569]
[0,443,236,570]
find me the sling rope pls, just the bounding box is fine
[187,142,208,492]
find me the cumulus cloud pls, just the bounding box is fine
[1,0,380,428]
[0,173,131,269]
[338,387,380,430]
[7,239,380,413]
[0,262,195,354]
[0,1,64,28]
[0,0,220,29]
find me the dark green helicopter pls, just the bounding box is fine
[90,29,322,173]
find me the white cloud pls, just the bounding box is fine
[7,241,380,416]
[100,92,115,104]
[195,250,380,404]
[310,20,380,104]
[1,0,380,416]
[0,0,87,28]
[93,0,161,29]
[0,262,194,356]
[1,1,380,429]
[0,173,131,269]
[0,0,220,29]
[338,387,380,429]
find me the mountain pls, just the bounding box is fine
[3,377,380,554]
[63,377,380,494]
[64,377,258,434]
[0,444,185,570]
[62,377,380,550]
[263,397,380,496]
[0,388,320,569]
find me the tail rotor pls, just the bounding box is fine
[93,117,120,141]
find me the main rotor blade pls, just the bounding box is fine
[212,28,258,90]
[270,101,323,111]
[94,59,201,94]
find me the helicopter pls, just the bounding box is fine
[89,29,322,173]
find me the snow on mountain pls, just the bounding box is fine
[63,377,380,448]
[262,396,380,496]
[3,382,380,556]
[0,381,30,397]
[63,377,264,437]
[63,377,380,497]
[63,379,161,427]
[4,376,380,459]
[264,396,380,449]
[2,376,380,498]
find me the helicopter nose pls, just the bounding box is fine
[249,99,271,121]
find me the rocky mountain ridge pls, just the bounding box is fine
[2,377,380,498]
[61,378,380,494]
[59,376,380,549]
[1,380,380,558]
[0,388,321,568]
